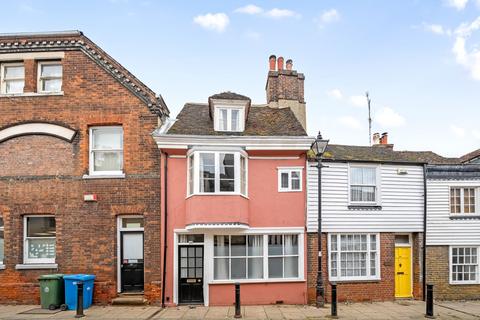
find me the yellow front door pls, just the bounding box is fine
[395,247,412,298]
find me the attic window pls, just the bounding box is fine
[214,107,244,132]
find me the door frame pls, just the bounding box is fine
[117,216,144,293]
[394,233,413,298]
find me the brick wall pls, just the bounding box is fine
[0,48,162,304]
[307,233,423,303]
[426,246,480,300]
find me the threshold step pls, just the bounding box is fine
[112,295,147,306]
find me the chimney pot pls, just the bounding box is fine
[380,132,388,145]
[372,132,380,145]
[286,59,293,70]
[277,56,284,71]
[269,55,276,71]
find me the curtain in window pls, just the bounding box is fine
[284,235,299,277]
[248,235,263,278]
[214,236,229,279]
[350,167,376,202]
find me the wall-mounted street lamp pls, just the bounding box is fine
[311,131,329,308]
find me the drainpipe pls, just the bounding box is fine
[422,163,427,301]
[161,152,169,308]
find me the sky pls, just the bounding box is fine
[1,0,480,157]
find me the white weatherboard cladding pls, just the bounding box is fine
[426,179,480,246]
[307,162,425,233]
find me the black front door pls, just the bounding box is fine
[179,245,204,304]
[121,231,144,292]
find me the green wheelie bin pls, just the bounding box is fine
[39,274,64,310]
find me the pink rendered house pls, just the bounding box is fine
[153,56,323,306]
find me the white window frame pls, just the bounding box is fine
[278,167,303,192]
[187,150,248,196]
[0,62,25,94]
[211,233,303,283]
[449,246,480,285]
[23,215,56,264]
[37,61,63,93]
[214,106,245,132]
[328,233,381,282]
[89,126,124,176]
[0,216,4,266]
[449,187,478,216]
[348,164,381,205]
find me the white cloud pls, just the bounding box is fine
[265,8,300,19]
[452,17,480,80]
[193,13,229,33]
[349,95,367,108]
[235,4,263,15]
[320,9,340,24]
[327,89,343,99]
[450,125,466,137]
[374,107,406,127]
[338,116,362,130]
[423,23,451,36]
[445,0,469,10]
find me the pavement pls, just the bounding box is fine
[0,300,479,320]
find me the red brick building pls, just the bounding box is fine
[0,31,168,305]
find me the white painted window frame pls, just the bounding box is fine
[37,61,63,93]
[449,187,478,216]
[328,233,381,282]
[89,126,124,176]
[23,215,56,264]
[214,106,245,132]
[277,167,303,192]
[187,150,248,196]
[449,246,480,285]
[348,164,381,206]
[0,62,25,94]
[0,216,4,266]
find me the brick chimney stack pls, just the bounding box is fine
[266,54,307,131]
[373,132,393,149]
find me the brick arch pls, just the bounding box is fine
[0,122,76,144]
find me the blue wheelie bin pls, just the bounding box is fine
[63,274,95,310]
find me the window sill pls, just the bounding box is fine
[210,278,305,285]
[83,174,125,180]
[186,193,248,199]
[348,205,382,210]
[449,281,480,285]
[0,92,64,98]
[329,278,381,283]
[278,189,302,193]
[449,215,480,220]
[15,263,58,270]
[0,265,5,270]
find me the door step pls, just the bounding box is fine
[112,294,147,306]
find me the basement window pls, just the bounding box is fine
[24,216,56,264]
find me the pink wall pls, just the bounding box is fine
[185,195,249,225]
[161,152,308,305]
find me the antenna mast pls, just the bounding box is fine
[366,92,372,145]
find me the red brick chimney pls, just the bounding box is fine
[266,55,306,130]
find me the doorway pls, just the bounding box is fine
[118,217,144,293]
[394,234,412,298]
[178,245,204,304]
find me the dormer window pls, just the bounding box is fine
[214,106,245,132]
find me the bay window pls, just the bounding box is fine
[213,234,301,281]
[24,216,56,264]
[89,126,124,175]
[187,151,247,196]
[450,187,477,215]
[329,233,379,281]
[450,247,479,284]
[349,166,378,204]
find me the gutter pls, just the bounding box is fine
[422,163,427,301]
[161,152,169,308]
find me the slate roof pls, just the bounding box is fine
[427,164,480,179]
[0,30,169,117]
[167,103,307,136]
[322,144,459,164]
[209,92,250,101]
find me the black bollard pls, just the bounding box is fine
[75,281,85,318]
[331,283,338,318]
[234,282,241,318]
[425,284,434,318]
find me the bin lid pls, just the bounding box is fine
[63,274,96,281]
[38,274,64,280]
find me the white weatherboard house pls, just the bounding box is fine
[426,164,480,300]
[306,142,451,302]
